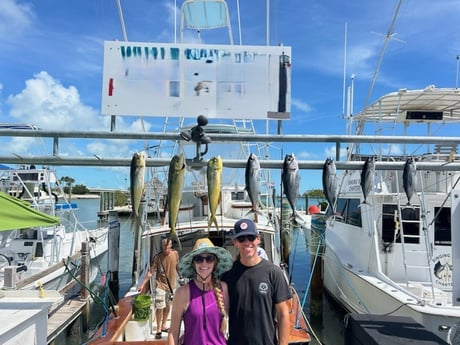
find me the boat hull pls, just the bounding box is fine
[323,241,459,342]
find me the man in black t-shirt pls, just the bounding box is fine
[221,219,291,345]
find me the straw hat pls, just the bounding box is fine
[179,238,233,279]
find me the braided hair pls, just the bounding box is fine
[211,274,227,335]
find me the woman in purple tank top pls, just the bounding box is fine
[168,238,233,345]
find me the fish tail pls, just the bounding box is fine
[290,211,305,225]
[169,230,182,251]
[208,216,219,231]
[243,209,263,223]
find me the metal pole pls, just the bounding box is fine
[80,241,90,332]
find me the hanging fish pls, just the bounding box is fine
[245,153,262,223]
[360,156,376,205]
[403,157,417,206]
[207,155,223,230]
[168,153,186,250]
[282,153,303,224]
[130,151,145,282]
[322,158,337,215]
[130,152,146,218]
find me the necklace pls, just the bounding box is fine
[195,274,212,330]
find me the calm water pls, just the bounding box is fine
[60,198,345,345]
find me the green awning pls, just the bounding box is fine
[0,192,59,231]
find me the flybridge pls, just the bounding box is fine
[355,87,460,124]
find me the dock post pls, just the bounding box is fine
[108,211,120,302]
[310,215,326,319]
[80,241,90,332]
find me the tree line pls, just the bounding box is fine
[59,176,128,206]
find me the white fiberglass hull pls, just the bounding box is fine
[323,244,459,342]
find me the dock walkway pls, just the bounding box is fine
[47,299,86,344]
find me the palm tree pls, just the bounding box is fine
[60,176,75,200]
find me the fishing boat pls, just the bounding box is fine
[320,86,460,342]
[0,164,108,290]
[88,0,311,344]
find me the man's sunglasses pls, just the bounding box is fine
[236,235,257,243]
[193,255,217,263]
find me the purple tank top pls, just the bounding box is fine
[183,280,227,345]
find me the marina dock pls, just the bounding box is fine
[47,299,87,344]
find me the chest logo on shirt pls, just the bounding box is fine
[258,282,268,294]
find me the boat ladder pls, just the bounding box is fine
[396,169,435,297]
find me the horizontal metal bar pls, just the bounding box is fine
[2,155,460,171]
[1,129,460,145]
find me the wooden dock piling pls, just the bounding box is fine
[108,211,121,301]
[80,241,90,332]
[310,215,326,318]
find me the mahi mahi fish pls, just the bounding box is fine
[168,153,186,250]
[282,153,303,224]
[322,157,337,215]
[207,155,223,230]
[403,157,417,206]
[360,156,376,205]
[245,153,261,223]
[130,151,145,282]
[130,151,146,217]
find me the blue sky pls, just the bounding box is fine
[0,0,459,192]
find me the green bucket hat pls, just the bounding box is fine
[179,238,233,279]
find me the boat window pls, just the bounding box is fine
[382,205,398,243]
[231,191,245,201]
[381,204,420,244]
[16,172,39,181]
[335,198,362,227]
[434,207,451,246]
[400,207,420,244]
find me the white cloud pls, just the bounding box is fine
[291,98,312,113]
[0,0,34,40]
[7,71,106,131]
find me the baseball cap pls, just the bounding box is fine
[233,219,259,239]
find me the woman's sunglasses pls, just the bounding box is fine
[236,235,257,243]
[193,255,217,263]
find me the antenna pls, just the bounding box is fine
[342,22,348,118]
[363,0,403,110]
[174,0,177,44]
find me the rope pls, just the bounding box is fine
[62,258,111,313]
